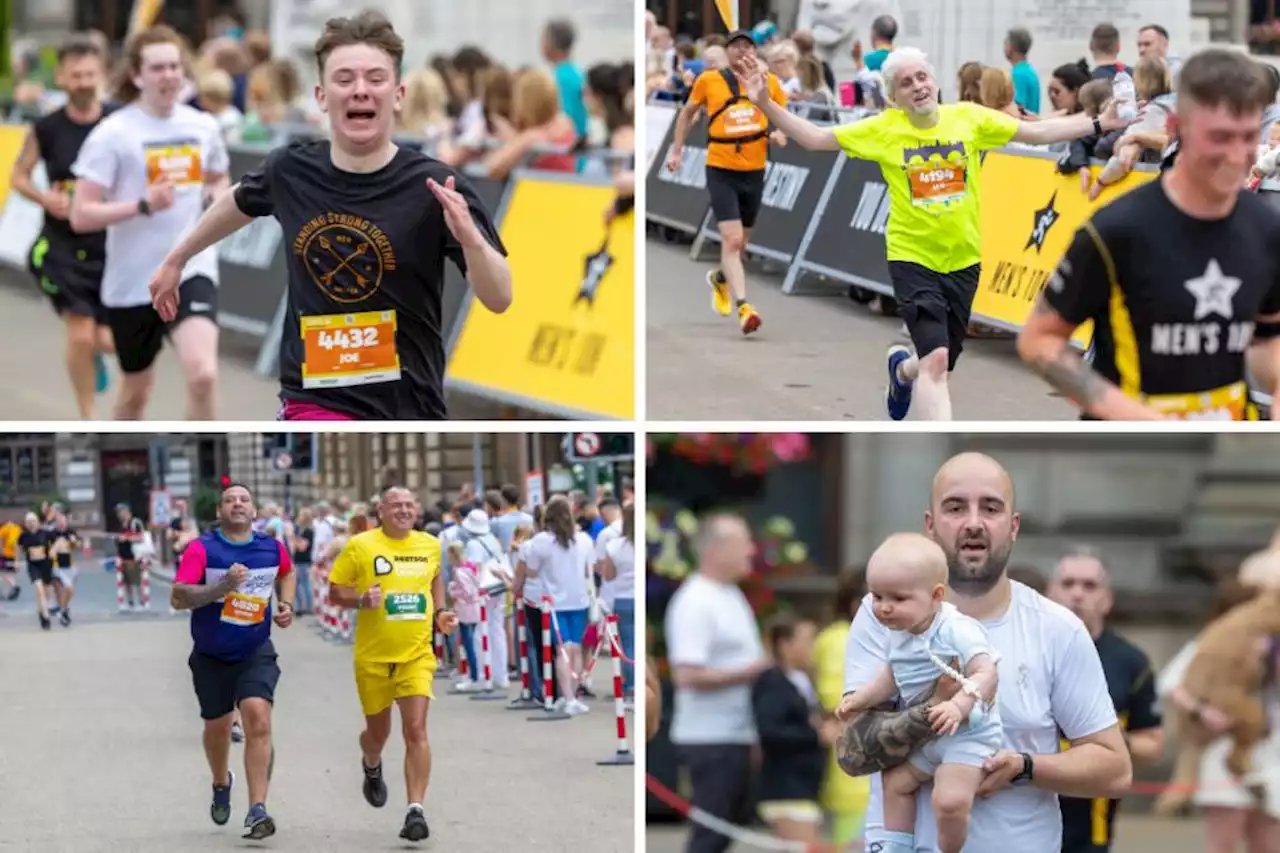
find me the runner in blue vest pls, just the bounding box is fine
[171,483,297,839]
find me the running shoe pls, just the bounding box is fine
[706,269,732,317]
[242,802,275,839]
[39,614,51,630]
[7,586,19,601]
[885,345,915,421]
[566,699,591,716]
[362,760,388,808]
[230,720,244,743]
[60,609,70,627]
[400,806,430,842]
[738,303,762,335]
[94,352,109,394]
[211,770,233,826]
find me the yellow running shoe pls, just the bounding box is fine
[738,302,762,335]
[706,269,732,317]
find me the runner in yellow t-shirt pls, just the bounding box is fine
[328,485,457,844]
[736,47,1130,421]
[0,520,23,600]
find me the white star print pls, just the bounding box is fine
[1184,259,1240,321]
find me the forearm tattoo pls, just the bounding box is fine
[836,702,939,777]
[171,579,230,610]
[1029,339,1108,408]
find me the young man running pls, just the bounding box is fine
[71,24,229,420]
[1018,49,1280,420]
[10,36,117,418]
[328,485,457,842]
[737,47,1131,420]
[18,513,56,629]
[149,11,512,420]
[171,483,295,839]
[666,29,787,335]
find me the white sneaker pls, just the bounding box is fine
[566,699,591,716]
[495,679,511,689]
[553,697,568,712]
[453,681,477,693]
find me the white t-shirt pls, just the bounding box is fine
[665,572,765,745]
[516,539,543,603]
[310,516,335,564]
[845,581,1117,853]
[596,521,621,608]
[525,530,594,611]
[606,536,635,601]
[883,602,999,707]
[72,103,227,307]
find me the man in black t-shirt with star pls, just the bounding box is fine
[149,11,512,421]
[10,36,118,420]
[1018,48,1280,420]
[1047,550,1164,853]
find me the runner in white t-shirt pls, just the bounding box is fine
[841,452,1130,853]
[70,25,228,421]
[524,496,596,716]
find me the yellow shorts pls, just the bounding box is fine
[354,653,437,716]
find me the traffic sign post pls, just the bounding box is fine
[564,432,633,464]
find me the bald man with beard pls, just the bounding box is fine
[839,452,1132,853]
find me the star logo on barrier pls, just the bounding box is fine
[576,245,615,306]
[1185,259,1240,320]
[1025,191,1060,253]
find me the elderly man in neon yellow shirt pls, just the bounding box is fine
[736,47,1131,421]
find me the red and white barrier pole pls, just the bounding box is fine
[596,614,634,765]
[140,566,152,610]
[517,607,531,699]
[527,596,570,720]
[471,593,507,701]
[115,567,126,611]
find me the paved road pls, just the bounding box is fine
[646,815,1207,852]
[0,561,634,852]
[646,239,1077,421]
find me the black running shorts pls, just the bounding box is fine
[189,639,280,721]
[27,561,54,585]
[106,275,219,375]
[706,166,766,230]
[30,236,107,324]
[888,261,981,371]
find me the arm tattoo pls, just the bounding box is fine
[836,702,939,777]
[171,578,231,610]
[1029,341,1109,408]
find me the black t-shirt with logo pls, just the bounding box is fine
[18,529,55,569]
[233,140,507,420]
[51,526,78,568]
[1044,180,1280,420]
[33,104,116,255]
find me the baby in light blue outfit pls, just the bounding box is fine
[837,533,1002,853]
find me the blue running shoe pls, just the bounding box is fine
[243,802,276,839]
[210,770,233,826]
[885,345,914,421]
[94,352,109,394]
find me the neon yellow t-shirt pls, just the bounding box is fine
[330,528,441,664]
[833,102,1020,273]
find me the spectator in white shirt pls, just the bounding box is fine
[600,502,636,697]
[310,501,336,566]
[842,452,1131,853]
[459,509,510,689]
[665,513,769,853]
[524,496,596,716]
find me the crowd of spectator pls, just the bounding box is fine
[9,13,636,186]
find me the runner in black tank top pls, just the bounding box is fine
[1018,50,1280,421]
[10,37,117,419]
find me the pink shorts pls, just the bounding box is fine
[279,400,356,421]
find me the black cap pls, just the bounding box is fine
[726,29,755,48]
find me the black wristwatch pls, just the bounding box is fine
[1092,117,1103,137]
[137,198,151,216]
[1011,752,1034,784]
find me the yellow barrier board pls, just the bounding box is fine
[0,125,28,209]
[974,152,1155,349]
[446,178,634,419]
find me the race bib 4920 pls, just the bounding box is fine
[221,591,269,625]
